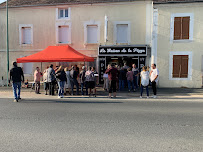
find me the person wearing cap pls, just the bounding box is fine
[79,66,87,96]
[10,62,24,102]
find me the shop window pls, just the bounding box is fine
[87,25,98,44]
[173,55,188,78]
[58,26,69,43]
[21,27,32,44]
[174,17,190,40]
[23,62,33,75]
[116,24,128,43]
[58,8,69,19]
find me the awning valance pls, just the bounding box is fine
[17,45,94,63]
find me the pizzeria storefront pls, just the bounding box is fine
[98,45,149,84]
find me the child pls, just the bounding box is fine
[24,79,29,88]
[22,79,29,88]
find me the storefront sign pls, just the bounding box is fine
[99,46,147,56]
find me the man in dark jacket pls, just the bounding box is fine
[118,67,126,91]
[105,64,119,98]
[10,62,24,102]
[70,66,79,95]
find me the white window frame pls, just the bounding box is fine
[169,51,193,81]
[55,22,71,44]
[56,8,71,21]
[84,20,100,45]
[114,21,131,45]
[170,13,194,43]
[19,24,33,46]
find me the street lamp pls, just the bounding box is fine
[6,0,9,87]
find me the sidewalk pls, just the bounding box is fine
[0,86,203,100]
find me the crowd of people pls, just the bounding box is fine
[38,64,99,98]
[103,63,159,99]
[9,61,159,102]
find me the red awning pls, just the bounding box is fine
[16,45,94,63]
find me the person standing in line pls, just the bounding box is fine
[115,65,119,91]
[123,63,128,88]
[85,67,95,97]
[70,66,79,95]
[118,66,125,91]
[75,65,80,75]
[64,67,71,95]
[56,66,67,98]
[47,64,56,96]
[43,66,49,95]
[126,68,135,92]
[150,64,159,98]
[54,66,59,72]
[10,62,24,102]
[140,66,150,98]
[92,67,98,97]
[123,63,129,70]
[132,64,139,89]
[103,64,111,91]
[34,67,42,94]
[103,72,109,91]
[105,64,119,98]
[80,66,87,96]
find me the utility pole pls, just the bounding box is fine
[6,0,9,87]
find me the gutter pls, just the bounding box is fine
[154,0,203,4]
[0,0,141,9]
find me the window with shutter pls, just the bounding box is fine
[116,24,128,43]
[173,55,189,78]
[180,55,189,78]
[58,26,69,43]
[22,27,32,44]
[182,17,190,39]
[173,55,181,78]
[174,17,190,40]
[87,25,98,44]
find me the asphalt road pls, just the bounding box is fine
[0,97,202,152]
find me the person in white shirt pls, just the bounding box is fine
[140,66,149,98]
[150,64,159,98]
[43,66,49,95]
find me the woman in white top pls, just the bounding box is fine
[64,67,71,95]
[140,66,150,98]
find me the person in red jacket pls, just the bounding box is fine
[105,64,119,98]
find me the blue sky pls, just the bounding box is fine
[0,0,6,4]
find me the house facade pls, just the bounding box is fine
[154,0,203,88]
[0,0,203,88]
[0,0,153,84]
